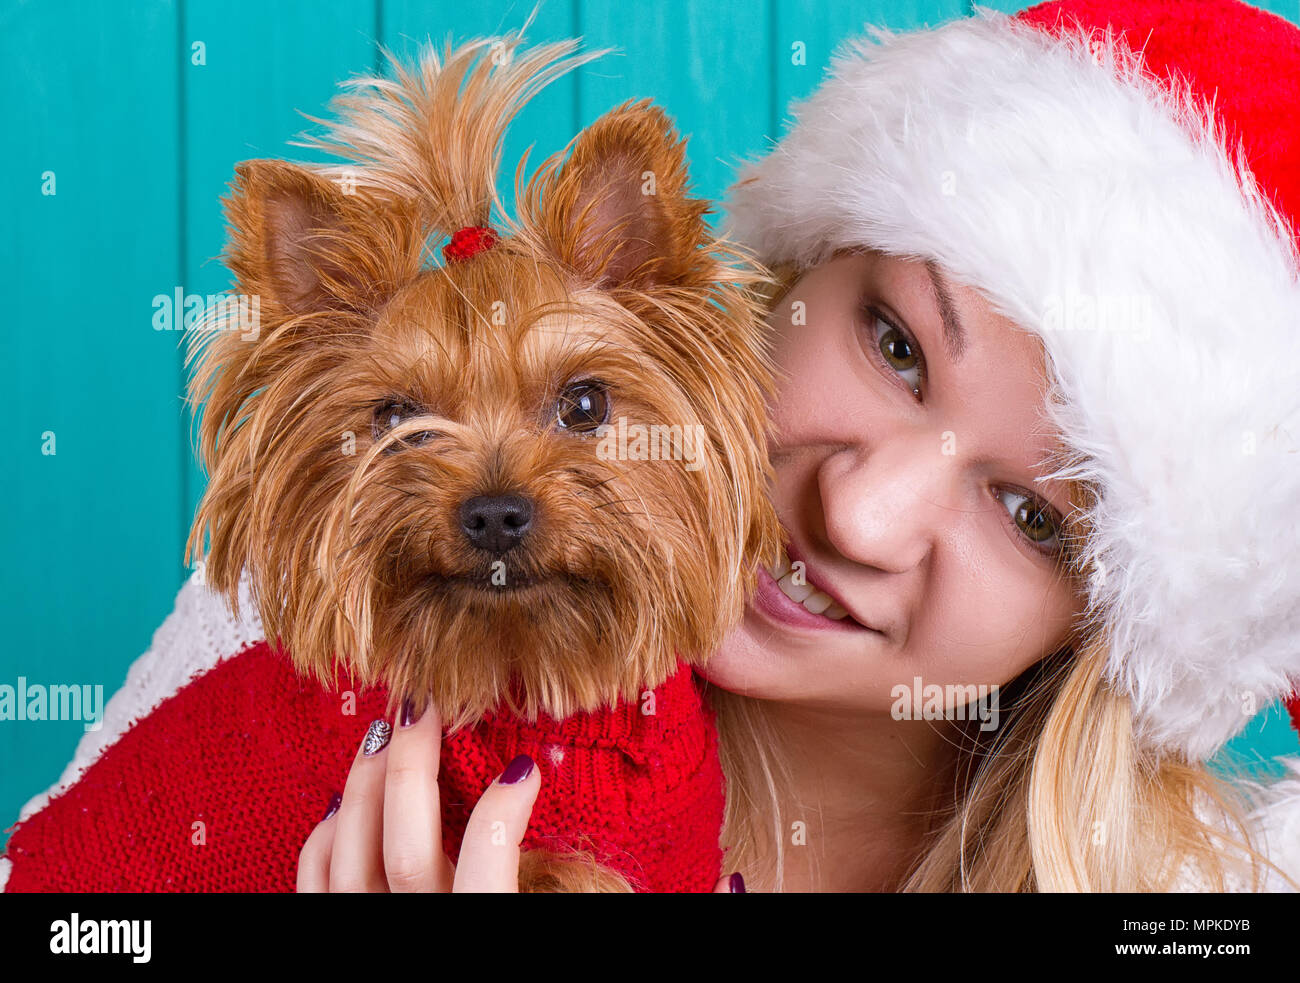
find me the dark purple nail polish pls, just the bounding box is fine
[729,872,746,894]
[322,792,342,822]
[498,754,535,785]
[400,698,422,728]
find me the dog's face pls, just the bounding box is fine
[189,101,780,725]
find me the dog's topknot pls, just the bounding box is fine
[302,29,605,235]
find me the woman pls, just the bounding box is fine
[6,0,1299,892]
[708,0,1300,890]
[296,0,1300,892]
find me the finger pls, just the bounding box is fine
[452,754,541,893]
[714,871,746,894]
[296,792,342,893]
[382,699,453,892]
[328,718,393,892]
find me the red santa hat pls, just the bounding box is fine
[727,0,1300,762]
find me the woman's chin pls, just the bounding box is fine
[703,604,904,711]
[702,606,857,700]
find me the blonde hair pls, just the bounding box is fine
[712,632,1290,891]
[713,262,1291,893]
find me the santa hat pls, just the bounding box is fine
[727,0,1300,762]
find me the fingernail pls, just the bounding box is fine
[361,719,392,756]
[400,698,423,728]
[498,754,535,785]
[321,791,342,822]
[729,872,746,894]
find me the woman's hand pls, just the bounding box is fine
[296,701,747,893]
[297,700,544,892]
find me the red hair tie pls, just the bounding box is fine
[443,225,499,263]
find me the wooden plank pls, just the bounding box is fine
[773,0,967,137]
[0,0,182,835]
[577,0,775,210]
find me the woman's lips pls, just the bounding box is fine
[753,564,871,634]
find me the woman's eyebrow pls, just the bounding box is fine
[925,261,966,362]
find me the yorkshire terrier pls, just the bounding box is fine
[186,32,779,892]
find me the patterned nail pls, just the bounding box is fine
[400,698,423,728]
[498,754,535,785]
[729,872,746,894]
[322,792,342,822]
[362,719,392,756]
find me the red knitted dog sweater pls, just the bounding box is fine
[3,640,725,893]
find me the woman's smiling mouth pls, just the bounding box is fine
[752,542,882,635]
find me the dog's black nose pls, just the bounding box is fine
[458,494,534,554]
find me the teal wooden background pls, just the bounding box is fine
[4,0,1299,846]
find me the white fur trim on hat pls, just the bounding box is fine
[727,12,1300,761]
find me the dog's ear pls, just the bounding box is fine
[537,101,711,289]
[224,159,423,318]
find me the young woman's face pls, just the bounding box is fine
[704,250,1081,711]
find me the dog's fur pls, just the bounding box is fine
[183,33,779,887]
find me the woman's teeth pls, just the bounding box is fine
[771,549,848,620]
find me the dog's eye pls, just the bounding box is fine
[555,381,610,433]
[372,400,438,448]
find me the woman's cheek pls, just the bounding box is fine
[769,335,867,446]
[916,555,1071,691]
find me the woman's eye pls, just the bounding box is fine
[556,381,610,433]
[868,308,924,398]
[372,400,438,447]
[995,488,1062,555]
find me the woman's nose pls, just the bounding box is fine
[819,436,955,575]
